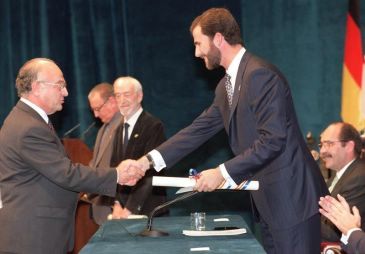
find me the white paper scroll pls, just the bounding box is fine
[152,176,259,194]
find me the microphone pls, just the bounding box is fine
[63,123,81,137]
[80,122,96,140]
[139,191,199,237]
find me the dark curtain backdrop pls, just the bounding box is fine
[1,0,364,221]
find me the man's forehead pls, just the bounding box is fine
[321,125,341,139]
[89,93,103,102]
[115,83,134,92]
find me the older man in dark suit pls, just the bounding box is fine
[110,76,167,219]
[136,8,328,254]
[0,58,144,254]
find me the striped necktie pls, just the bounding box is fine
[225,74,233,108]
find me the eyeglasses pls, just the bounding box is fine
[37,80,67,90]
[92,97,110,112]
[318,140,348,149]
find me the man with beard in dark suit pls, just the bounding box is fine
[135,8,328,254]
[110,76,167,219]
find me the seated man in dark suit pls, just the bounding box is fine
[110,76,168,218]
[320,194,365,254]
[319,122,365,241]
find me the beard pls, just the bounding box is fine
[204,42,221,70]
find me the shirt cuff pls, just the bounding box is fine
[219,163,238,188]
[148,150,166,172]
[341,228,362,245]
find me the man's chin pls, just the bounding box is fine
[205,61,219,70]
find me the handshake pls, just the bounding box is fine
[116,156,151,186]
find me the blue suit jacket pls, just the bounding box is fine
[156,51,328,230]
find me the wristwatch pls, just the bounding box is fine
[146,154,155,168]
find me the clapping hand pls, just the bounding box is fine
[319,194,361,234]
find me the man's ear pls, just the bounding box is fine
[346,140,355,153]
[213,33,224,48]
[31,81,40,96]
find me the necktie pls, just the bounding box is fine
[122,123,130,155]
[328,175,339,193]
[225,74,233,108]
[48,120,55,133]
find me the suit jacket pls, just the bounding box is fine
[156,51,328,231]
[321,158,365,241]
[342,230,365,254]
[110,110,167,216]
[89,112,122,168]
[0,101,117,254]
[88,113,122,225]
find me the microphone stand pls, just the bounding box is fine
[139,191,199,237]
[63,123,80,137]
[80,122,96,140]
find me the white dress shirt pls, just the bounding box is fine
[123,107,143,141]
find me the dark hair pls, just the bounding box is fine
[15,58,55,97]
[190,8,243,46]
[337,122,363,156]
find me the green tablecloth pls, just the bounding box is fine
[80,214,266,254]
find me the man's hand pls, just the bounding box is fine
[116,159,145,186]
[111,202,132,219]
[195,167,225,192]
[137,156,151,172]
[319,194,361,234]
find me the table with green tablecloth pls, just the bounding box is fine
[80,214,266,254]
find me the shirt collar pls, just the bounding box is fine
[226,47,246,90]
[20,97,49,123]
[336,158,356,179]
[124,107,143,132]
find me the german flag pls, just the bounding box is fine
[341,0,364,130]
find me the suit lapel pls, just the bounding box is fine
[228,52,251,123]
[331,159,357,195]
[94,117,123,166]
[16,101,65,149]
[124,111,145,158]
[93,124,107,166]
[17,101,55,133]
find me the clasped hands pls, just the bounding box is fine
[116,159,146,186]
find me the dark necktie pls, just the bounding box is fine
[48,120,55,133]
[225,74,233,108]
[122,123,130,155]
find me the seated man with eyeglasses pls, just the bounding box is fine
[319,122,365,241]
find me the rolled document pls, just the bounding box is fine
[153,176,196,188]
[152,176,259,192]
